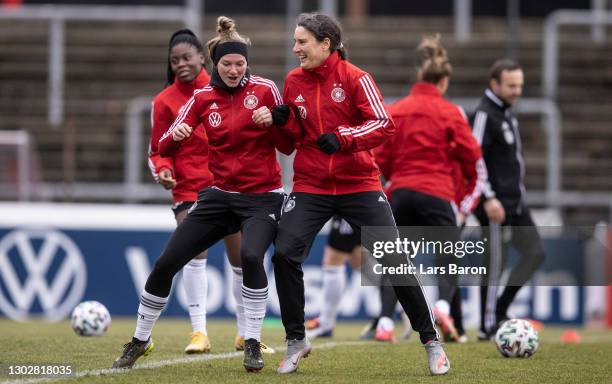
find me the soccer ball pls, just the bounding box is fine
[70,301,111,336]
[495,319,539,358]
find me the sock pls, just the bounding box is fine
[232,267,246,337]
[182,258,207,334]
[319,265,346,331]
[134,290,168,341]
[242,285,268,341]
[377,316,394,332]
[434,299,451,316]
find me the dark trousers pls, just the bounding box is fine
[379,189,461,320]
[475,203,545,332]
[450,289,465,335]
[145,187,284,297]
[273,191,438,344]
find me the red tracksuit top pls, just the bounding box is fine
[281,52,395,195]
[159,74,292,194]
[375,82,482,213]
[452,158,487,215]
[148,69,213,203]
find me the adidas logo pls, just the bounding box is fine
[295,94,305,103]
[269,213,276,220]
[378,196,386,202]
[209,102,219,110]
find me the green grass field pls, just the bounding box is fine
[1,318,611,384]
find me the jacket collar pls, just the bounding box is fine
[210,68,251,93]
[304,51,341,79]
[485,88,510,110]
[410,82,442,97]
[174,68,209,93]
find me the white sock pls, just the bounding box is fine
[242,285,268,342]
[434,299,450,316]
[377,316,394,332]
[134,290,168,341]
[319,265,346,330]
[232,267,246,337]
[183,258,208,334]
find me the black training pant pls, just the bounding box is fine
[379,189,461,317]
[475,203,545,332]
[145,187,284,297]
[273,191,438,344]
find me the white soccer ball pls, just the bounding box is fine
[495,319,539,358]
[70,301,111,337]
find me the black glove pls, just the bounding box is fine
[316,133,341,154]
[271,104,290,126]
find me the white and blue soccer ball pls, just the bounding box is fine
[495,319,539,358]
[70,301,111,337]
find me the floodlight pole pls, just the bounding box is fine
[454,0,472,42]
[319,0,337,18]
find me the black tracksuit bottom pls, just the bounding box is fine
[273,191,438,344]
[474,203,545,333]
[379,189,462,330]
[145,187,284,296]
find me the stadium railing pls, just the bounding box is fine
[0,130,34,200]
[0,2,202,127]
[12,94,605,222]
[543,9,612,100]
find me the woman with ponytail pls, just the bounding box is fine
[374,34,484,344]
[147,28,275,357]
[115,17,292,372]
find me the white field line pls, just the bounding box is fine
[1,341,370,384]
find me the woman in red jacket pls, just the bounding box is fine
[374,35,483,343]
[114,17,292,373]
[272,13,449,375]
[148,27,219,355]
[148,29,275,356]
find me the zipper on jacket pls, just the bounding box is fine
[316,81,336,193]
[316,81,323,135]
[229,94,236,188]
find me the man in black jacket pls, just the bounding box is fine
[470,59,545,340]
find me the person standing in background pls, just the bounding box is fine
[469,59,545,340]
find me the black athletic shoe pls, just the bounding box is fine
[112,337,154,369]
[359,318,379,340]
[243,338,264,372]
[477,330,495,341]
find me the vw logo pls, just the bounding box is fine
[0,228,87,322]
[208,112,222,127]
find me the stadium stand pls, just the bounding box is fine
[0,15,610,223]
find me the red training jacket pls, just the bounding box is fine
[375,82,482,213]
[159,74,292,194]
[451,159,487,215]
[281,52,395,195]
[148,69,213,203]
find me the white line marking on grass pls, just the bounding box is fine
[1,341,370,384]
